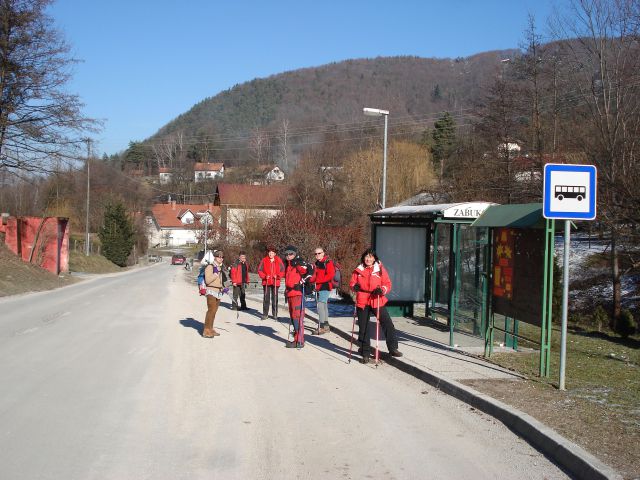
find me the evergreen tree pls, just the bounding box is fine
[431,112,457,181]
[99,202,135,267]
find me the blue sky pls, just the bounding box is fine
[49,0,562,156]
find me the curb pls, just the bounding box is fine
[299,303,622,480]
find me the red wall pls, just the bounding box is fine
[0,216,69,275]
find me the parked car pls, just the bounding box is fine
[171,254,186,265]
[148,254,162,263]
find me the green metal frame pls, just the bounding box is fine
[540,218,556,377]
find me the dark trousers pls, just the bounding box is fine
[263,285,278,317]
[233,284,246,309]
[357,305,398,353]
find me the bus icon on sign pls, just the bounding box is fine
[554,185,586,201]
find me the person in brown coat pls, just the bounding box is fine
[202,250,228,338]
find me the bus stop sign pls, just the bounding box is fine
[543,163,597,220]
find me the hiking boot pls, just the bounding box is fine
[360,354,370,364]
[314,325,330,335]
[389,349,403,357]
[285,341,304,349]
[261,314,268,321]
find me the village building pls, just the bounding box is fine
[214,183,289,240]
[159,167,173,184]
[146,201,219,247]
[194,162,224,182]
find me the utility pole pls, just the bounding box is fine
[85,138,92,256]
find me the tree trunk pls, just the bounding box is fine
[610,228,622,329]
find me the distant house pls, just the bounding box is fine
[265,165,285,183]
[214,183,289,240]
[194,162,224,182]
[147,201,220,247]
[159,167,173,185]
[513,154,567,183]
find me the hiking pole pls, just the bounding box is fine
[348,303,357,364]
[375,295,380,367]
[274,287,279,321]
[298,292,306,349]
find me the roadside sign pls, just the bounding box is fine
[543,163,597,220]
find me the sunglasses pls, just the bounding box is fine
[314,252,324,255]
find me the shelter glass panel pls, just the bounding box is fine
[455,225,488,336]
[375,226,427,302]
[434,224,451,309]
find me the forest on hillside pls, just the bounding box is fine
[1,1,639,332]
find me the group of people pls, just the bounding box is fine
[199,245,403,363]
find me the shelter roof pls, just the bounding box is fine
[371,202,495,221]
[471,203,545,228]
[216,183,289,207]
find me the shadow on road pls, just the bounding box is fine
[179,317,203,336]
[236,322,288,345]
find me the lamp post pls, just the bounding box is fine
[363,107,389,208]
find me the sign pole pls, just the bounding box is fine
[559,220,570,390]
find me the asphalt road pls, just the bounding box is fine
[0,264,568,479]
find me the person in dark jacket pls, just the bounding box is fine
[311,246,335,335]
[257,246,285,320]
[229,251,250,311]
[283,245,312,348]
[349,247,403,363]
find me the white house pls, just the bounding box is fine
[146,201,219,247]
[159,167,173,184]
[265,166,285,183]
[194,162,224,182]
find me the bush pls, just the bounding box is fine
[592,305,609,332]
[616,309,637,338]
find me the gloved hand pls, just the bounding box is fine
[371,287,384,296]
[222,287,229,294]
[352,284,361,292]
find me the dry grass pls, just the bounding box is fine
[463,325,640,479]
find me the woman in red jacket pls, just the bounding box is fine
[283,245,312,348]
[350,247,403,363]
[311,246,335,335]
[257,246,285,320]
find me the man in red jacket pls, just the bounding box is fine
[311,246,335,335]
[350,247,403,363]
[257,246,285,320]
[283,245,312,348]
[229,251,250,311]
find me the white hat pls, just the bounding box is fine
[202,251,215,265]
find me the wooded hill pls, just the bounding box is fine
[145,51,517,165]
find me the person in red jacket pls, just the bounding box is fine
[283,245,312,348]
[311,246,335,335]
[350,247,403,363]
[257,246,285,320]
[229,251,250,311]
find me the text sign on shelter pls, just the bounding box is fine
[543,163,597,220]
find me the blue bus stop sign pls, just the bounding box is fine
[543,163,597,220]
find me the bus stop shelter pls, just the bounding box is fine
[370,202,495,348]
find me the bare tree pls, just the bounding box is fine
[552,0,640,326]
[0,0,98,175]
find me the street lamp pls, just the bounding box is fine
[363,107,389,208]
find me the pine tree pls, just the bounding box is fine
[431,112,457,181]
[99,202,135,267]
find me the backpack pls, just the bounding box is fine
[197,266,207,295]
[332,261,342,289]
[303,262,315,296]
